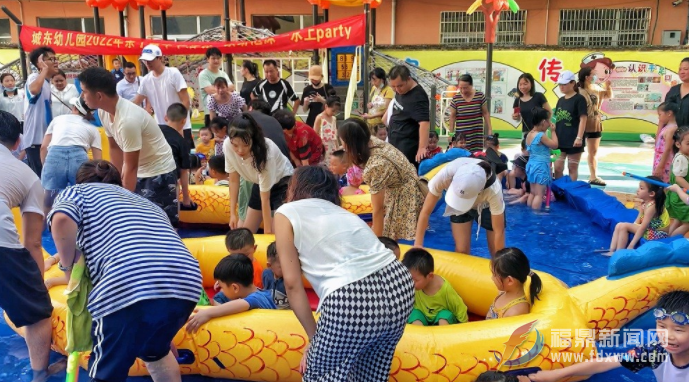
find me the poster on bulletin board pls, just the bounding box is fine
[330,46,363,87]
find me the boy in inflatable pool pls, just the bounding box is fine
[213,228,265,305]
[207,155,229,186]
[186,254,276,333]
[402,248,468,326]
[262,241,289,309]
[529,290,689,382]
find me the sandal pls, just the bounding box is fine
[588,178,607,186]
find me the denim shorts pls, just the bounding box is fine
[41,146,89,191]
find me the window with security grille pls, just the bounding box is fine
[439,10,527,45]
[558,8,651,47]
[0,19,10,44]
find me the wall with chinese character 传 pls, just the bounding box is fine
[380,49,687,141]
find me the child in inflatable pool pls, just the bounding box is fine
[378,236,400,259]
[207,155,229,186]
[525,107,558,210]
[374,124,388,142]
[262,241,289,310]
[666,128,689,237]
[328,149,364,196]
[210,116,228,156]
[608,176,669,254]
[195,126,215,159]
[402,248,468,326]
[186,254,276,333]
[529,290,689,382]
[213,229,265,305]
[486,248,542,320]
[426,131,442,159]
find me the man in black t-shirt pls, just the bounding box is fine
[160,103,196,214]
[301,65,335,127]
[385,65,430,168]
[252,60,300,114]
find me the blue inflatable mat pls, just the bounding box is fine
[551,176,637,233]
[418,148,471,176]
[608,239,689,279]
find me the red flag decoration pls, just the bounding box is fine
[20,14,365,55]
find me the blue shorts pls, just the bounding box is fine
[88,298,196,382]
[41,146,89,191]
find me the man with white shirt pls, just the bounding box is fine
[78,67,181,227]
[414,157,506,256]
[132,45,193,149]
[24,46,59,176]
[116,62,143,102]
[0,111,55,382]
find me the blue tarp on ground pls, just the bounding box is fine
[551,176,689,279]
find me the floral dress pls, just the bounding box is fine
[320,115,338,157]
[207,92,246,122]
[363,137,425,240]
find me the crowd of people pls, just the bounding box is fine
[1,43,689,382]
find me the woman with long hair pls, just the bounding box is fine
[363,67,394,132]
[223,112,294,234]
[239,60,260,105]
[275,165,414,381]
[338,118,424,240]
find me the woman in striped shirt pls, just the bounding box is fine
[48,160,202,382]
[448,74,492,153]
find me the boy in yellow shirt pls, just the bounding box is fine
[402,248,468,325]
[195,126,214,158]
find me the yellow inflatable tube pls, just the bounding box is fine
[180,185,372,225]
[9,235,609,382]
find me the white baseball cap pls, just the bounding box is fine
[444,163,488,214]
[139,44,163,61]
[69,97,91,116]
[556,70,576,85]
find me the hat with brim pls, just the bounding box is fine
[556,70,576,85]
[69,97,91,116]
[308,65,323,81]
[444,162,487,214]
[511,155,529,170]
[139,44,162,61]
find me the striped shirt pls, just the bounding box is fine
[48,183,202,319]
[450,91,486,153]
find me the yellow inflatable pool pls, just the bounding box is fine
[7,231,689,381]
[180,185,372,225]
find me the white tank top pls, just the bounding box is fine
[276,198,396,310]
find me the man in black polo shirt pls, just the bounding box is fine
[386,65,430,168]
[252,60,301,115]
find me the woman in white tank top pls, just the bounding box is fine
[275,166,414,382]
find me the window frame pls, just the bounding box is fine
[149,15,221,40]
[438,10,527,46]
[36,17,105,33]
[558,8,652,47]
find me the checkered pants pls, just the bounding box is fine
[304,260,414,382]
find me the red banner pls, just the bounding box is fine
[20,14,365,55]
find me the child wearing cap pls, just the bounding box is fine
[552,70,588,181]
[132,44,194,148]
[39,97,102,213]
[414,157,505,256]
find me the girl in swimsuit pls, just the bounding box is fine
[487,247,542,320]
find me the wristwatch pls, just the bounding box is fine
[58,262,73,272]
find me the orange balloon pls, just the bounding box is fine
[85,0,97,7]
[135,0,148,6]
[95,0,112,8]
[111,0,128,11]
[445,85,458,96]
[127,0,139,8]
[157,0,172,10]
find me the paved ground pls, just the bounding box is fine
[499,138,654,194]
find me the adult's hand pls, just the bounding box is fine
[415,146,427,163]
[299,343,310,375]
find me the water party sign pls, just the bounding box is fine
[382,49,686,140]
[20,14,365,55]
